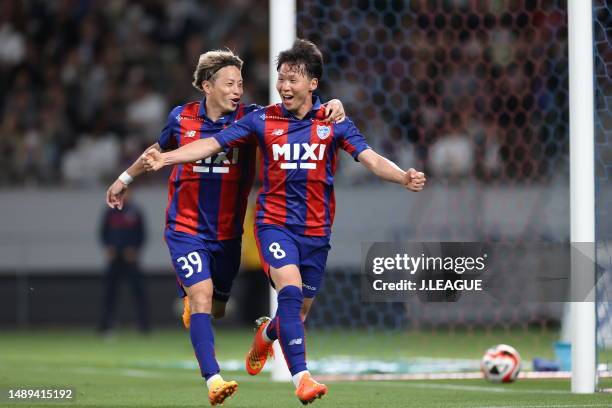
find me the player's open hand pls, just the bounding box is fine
[141,148,164,171]
[323,99,346,123]
[403,168,426,192]
[106,179,128,209]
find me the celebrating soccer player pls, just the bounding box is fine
[105,49,346,406]
[141,39,426,404]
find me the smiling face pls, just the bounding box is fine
[276,63,318,119]
[203,65,243,116]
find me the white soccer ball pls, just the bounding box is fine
[481,344,521,383]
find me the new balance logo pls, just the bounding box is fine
[185,130,196,138]
[272,143,326,170]
[193,148,239,174]
[288,338,303,346]
[302,283,316,291]
[271,128,285,136]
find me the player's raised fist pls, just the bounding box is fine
[142,149,164,171]
[403,168,426,192]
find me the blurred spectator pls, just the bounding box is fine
[126,74,167,143]
[0,115,20,184]
[429,133,474,180]
[62,118,120,186]
[0,0,269,186]
[99,189,149,334]
[0,22,25,66]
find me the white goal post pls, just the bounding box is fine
[568,0,596,394]
[269,0,296,382]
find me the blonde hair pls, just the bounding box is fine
[192,50,243,91]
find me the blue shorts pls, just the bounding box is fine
[164,229,241,302]
[255,224,331,298]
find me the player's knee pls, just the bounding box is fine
[188,291,212,314]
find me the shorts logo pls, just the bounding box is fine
[288,338,303,346]
[302,283,316,291]
[316,125,331,140]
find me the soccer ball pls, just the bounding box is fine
[481,344,521,383]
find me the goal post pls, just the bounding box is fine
[568,0,596,394]
[269,0,295,382]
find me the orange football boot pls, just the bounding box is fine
[295,373,328,405]
[208,378,238,406]
[245,316,274,375]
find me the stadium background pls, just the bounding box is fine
[1,0,611,401]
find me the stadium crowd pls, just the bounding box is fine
[0,0,568,187]
[0,0,268,186]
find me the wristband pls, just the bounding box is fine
[118,171,134,185]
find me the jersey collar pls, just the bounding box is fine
[198,98,239,125]
[280,95,322,120]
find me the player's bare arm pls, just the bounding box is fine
[357,149,426,192]
[142,137,223,172]
[106,142,163,210]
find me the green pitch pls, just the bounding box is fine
[0,329,611,407]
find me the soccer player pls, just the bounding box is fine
[105,49,346,406]
[141,39,426,404]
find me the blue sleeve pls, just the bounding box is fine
[214,109,260,148]
[243,103,263,114]
[157,106,181,150]
[335,118,371,161]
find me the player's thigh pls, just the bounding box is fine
[269,264,302,292]
[165,229,213,292]
[208,238,242,304]
[256,225,302,290]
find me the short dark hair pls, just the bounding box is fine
[276,39,323,80]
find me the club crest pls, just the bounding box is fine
[316,125,331,140]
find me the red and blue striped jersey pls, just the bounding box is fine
[214,97,370,237]
[158,100,259,240]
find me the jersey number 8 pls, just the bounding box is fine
[269,242,286,260]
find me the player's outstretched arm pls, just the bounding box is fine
[106,142,162,209]
[357,149,426,192]
[142,137,223,171]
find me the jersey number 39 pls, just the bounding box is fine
[177,251,202,278]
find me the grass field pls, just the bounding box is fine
[1,329,611,407]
